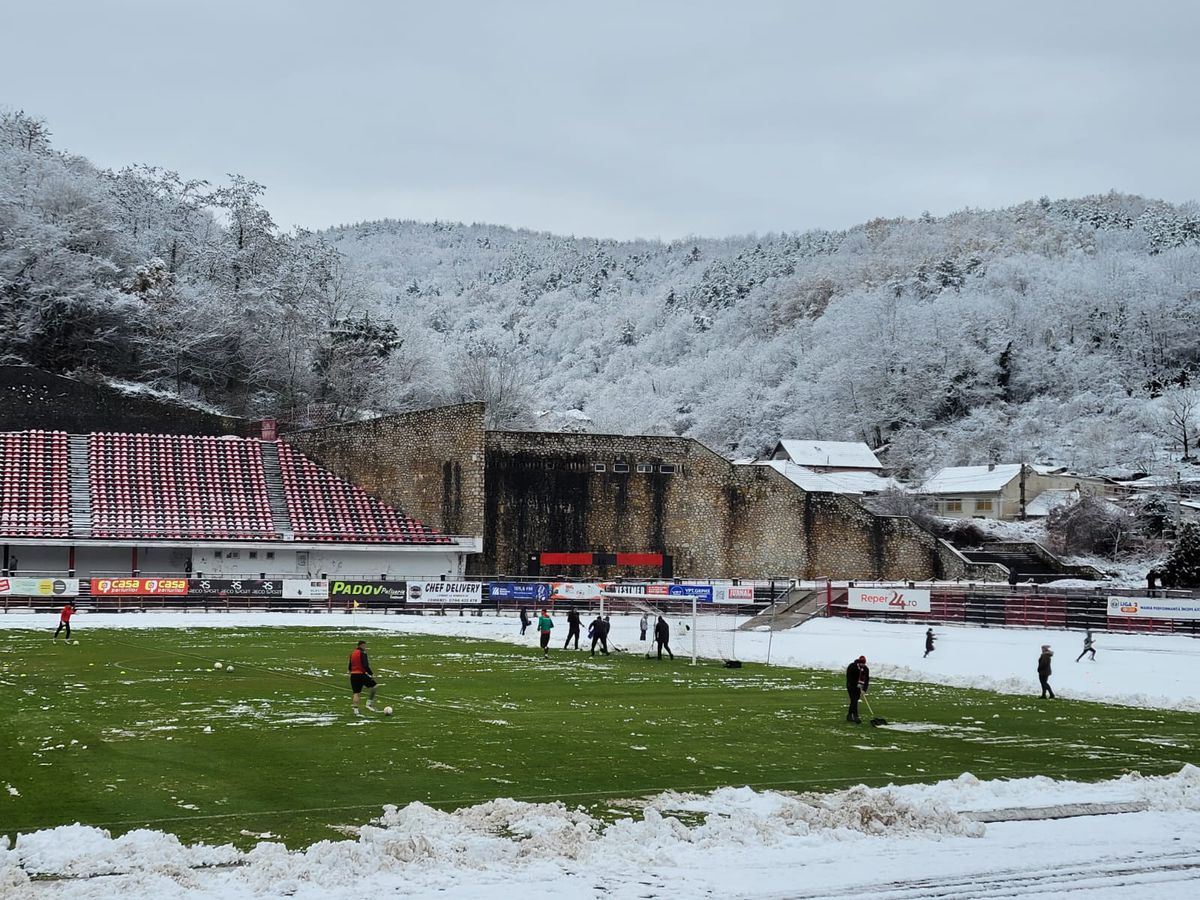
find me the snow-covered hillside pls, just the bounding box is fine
[4,109,1199,476]
[325,197,1200,475]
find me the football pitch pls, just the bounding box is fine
[2,626,1197,849]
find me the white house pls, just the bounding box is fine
[750,459,899,497]
[769,440,884,474]
[919,463,1112,521]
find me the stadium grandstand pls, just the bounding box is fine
[0,429,480,598]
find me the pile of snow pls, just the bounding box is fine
[4,768,1199,897]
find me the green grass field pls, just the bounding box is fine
[1,626,1197,849]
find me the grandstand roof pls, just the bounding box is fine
[0,430,453,545]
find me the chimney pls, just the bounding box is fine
[260,418,277,440]
[987,462,995,471]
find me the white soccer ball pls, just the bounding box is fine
[73,640,80,646]
[383,706,394,716]
[214,662,223,669]
[226,665,234,672]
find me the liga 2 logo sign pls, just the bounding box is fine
[847,586,931,613]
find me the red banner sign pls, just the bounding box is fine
[90,578,189,596]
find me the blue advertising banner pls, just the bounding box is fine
[669,584,714,602]
[489,582,552,602]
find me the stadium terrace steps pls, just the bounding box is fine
[259,441,294,540]
[68,433,92,537]
[0,429,70,537]
[1,429,452,545]
[275,441,451,544]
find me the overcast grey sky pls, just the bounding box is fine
[3,0,1197,239]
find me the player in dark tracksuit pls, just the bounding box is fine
[564,608,582,649]
[1038,645,1055,698]
[924,628,935,658]
[654,616,674,659]
[348,640,378,716]
[846,656,869,723]
[589,615,609,655]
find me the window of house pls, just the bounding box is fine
[636,463,653,473]
[214,550,223,559]
[593,463,607,473]
[227,551,240,559]
[613,462,630,473]
[266,551,275,560]
[944,499,963,513]
[974,498,994,513]
[249,551,258,560]
[659,464,677,474]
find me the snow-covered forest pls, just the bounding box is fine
[3,110,1200,477]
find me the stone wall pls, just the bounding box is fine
[285,403,487,537]
[484,430,969,581]
[280,403,998,581]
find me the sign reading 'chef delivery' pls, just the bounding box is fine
[847,586,931,613]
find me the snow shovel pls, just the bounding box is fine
[862,695,888,727]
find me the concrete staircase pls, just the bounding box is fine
[738,587,822,631]
[960,541,1100,583]
[68,434,91,538]
[259,441,293,540]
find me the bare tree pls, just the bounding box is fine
[1158,388,1199,459]
[449,352,533,429]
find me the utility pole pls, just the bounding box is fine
[1019,462,1027,521]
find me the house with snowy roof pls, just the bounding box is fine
[769,439,883,474]
[746,460,900,497]
[919,463,1112,521]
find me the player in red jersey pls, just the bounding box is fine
[53,602,76,642]
[348,640,378,716]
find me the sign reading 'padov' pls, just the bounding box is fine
[847,586,931,613]
[407,581,483,604]
[331,580,406,602]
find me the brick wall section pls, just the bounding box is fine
[484,430,979,581]
[285,403,487,537]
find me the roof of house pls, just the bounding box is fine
[753,460,899,495]
[919,464,1023,494]
[1,429,452,544]
[1025,489,1079,517]
[773,439,883,470]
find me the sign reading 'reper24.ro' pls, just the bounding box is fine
[847,586,931,613]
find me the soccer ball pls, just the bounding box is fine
[73,640,80,646]
[214,662,223,669]
[226,665,234,672]
[383,706,394,716]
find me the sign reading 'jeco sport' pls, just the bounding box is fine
[407,581,483,604]
[847,586,931,613]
